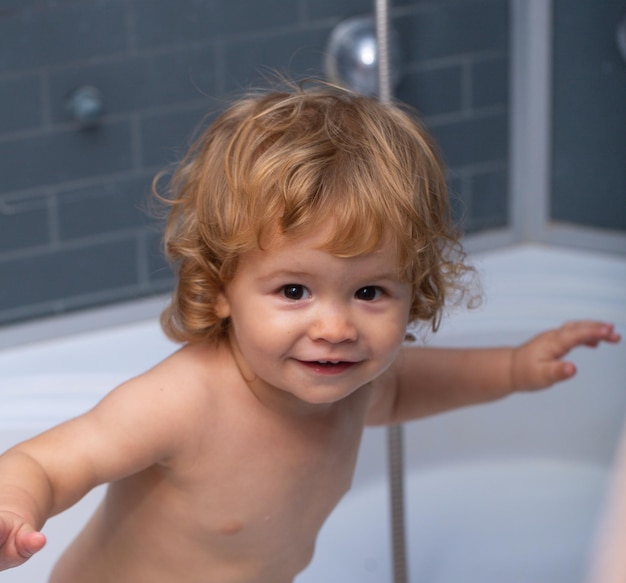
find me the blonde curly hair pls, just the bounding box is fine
[156,81,471,344]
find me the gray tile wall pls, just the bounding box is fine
[0,0,510,326]
[551,0,626,231]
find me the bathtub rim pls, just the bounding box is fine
[0,293,170,351]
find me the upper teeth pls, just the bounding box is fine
[318,360,340,364]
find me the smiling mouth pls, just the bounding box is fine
[298,360,356,374]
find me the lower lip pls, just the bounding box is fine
[298,361,356,375]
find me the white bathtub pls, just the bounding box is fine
[0,244,625,583]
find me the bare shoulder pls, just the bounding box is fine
[112,341,230,420]
[144,341,223,388]
[79,341,233,466]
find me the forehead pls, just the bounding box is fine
[240,224,404,278]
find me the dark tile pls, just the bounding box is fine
[57,175,154,241]
[132,0,215,48]
[213,0,300,35]
[0,75,42,133]
[222,29,327,91]
[0,120,133,194]
[472,56,509,109]
[397,64,463,117]
[395,0,508,63]
[140,105,212,169]
[49,46,217,123]
[0,1,36,12]
[305,0,372,20]
[0,3,127,73]
[0,237,138,310]
[429,113,509,169]
[0,1,81,13]
[0,194,49,253]
[133,0,299,49]
[467,168,509,230]
[550,0,626,231]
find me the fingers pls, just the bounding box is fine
[514,320,620,392]
[554,321,620,354]
[563,320,620,341]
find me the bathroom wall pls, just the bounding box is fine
[0,0,510,327]
[550,0,626,232]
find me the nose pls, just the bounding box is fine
[308,303,358,344]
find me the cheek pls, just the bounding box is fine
[230,308,293,353]
[380,309,412,350]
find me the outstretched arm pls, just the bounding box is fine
[367,320,621,425]
[0,353,194,571]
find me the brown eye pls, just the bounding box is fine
[282,285,309,300]
[355,286,382,301]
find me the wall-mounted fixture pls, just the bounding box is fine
[325,15,402,97]
[65,85,105,129]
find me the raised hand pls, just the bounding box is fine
[511,321,621,392]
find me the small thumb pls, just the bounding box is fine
[550,360,577,385]
[17,526,46,558]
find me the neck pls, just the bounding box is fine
[226,335,339,419]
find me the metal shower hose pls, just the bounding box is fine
[375,1,409,582]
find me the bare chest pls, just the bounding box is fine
[102,394,373,580]
[185,405,366,544]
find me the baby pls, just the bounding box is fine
[0,82,620,583]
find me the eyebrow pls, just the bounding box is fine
[259,269,403,283]
[258,270,313,282]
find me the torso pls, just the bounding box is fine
[49,343,372,583]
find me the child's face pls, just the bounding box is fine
[216,226,413,409]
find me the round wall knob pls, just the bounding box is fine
[65,85,105,128]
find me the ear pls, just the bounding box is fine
[215,291,231,319]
